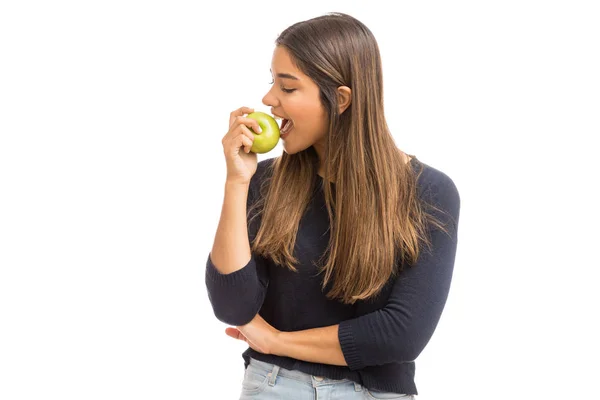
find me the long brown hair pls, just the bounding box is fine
[250,12,451,304]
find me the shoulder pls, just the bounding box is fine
[413,158,460,220]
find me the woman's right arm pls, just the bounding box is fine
[209,180,253,276]
[204,106,269,326]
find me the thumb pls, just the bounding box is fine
[225,327,244,341]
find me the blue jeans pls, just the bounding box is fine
[239,357,415,399]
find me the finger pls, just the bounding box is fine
[239,124,256,143]
[229,106,255,128]
[222,119,255,146]
[239,133,253,154]
[242,117,262,135]
[232,116,262,136]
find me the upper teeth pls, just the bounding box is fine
[281,120,293,133]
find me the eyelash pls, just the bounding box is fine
[269,79,296,93]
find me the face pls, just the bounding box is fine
[262,46,329,158]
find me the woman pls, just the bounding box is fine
[205,12,460,399]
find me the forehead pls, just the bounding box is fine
[271,46,303,79]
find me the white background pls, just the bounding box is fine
[1,1,598,399]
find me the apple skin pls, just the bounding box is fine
[246,112,280,154]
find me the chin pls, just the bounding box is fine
[282,141,311,155]
[282,148,299,155]
[281,140,296,154]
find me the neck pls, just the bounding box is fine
[312,141,326,175]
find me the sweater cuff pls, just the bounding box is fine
[338,320,363,370]
[205,254,256,287]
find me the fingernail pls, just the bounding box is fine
[256,126,262,133]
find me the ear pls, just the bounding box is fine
[336,86,352,115]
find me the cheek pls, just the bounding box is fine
[310,110,329,137]
[298,103,326,129]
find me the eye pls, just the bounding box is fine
[269,79,296,94]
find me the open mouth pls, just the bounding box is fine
[280,119,294,137]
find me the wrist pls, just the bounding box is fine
[226,176,250,184]
[225,180,250,189]
[270,330,286,357]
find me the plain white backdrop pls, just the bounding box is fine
[1,1,598,399]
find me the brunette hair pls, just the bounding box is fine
[250,12,452,304]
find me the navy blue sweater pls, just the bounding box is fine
[205,156,460,395]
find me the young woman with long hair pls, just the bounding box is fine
[206,12,460,399]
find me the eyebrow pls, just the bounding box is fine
[270,69,299,81]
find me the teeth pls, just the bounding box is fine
[281,120,293,134]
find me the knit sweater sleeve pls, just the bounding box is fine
[338,172,460,370]
[204,169,270,327]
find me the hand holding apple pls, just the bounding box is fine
[222,106,262,185]
[246,112,281,154]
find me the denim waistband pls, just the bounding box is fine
[248,357,356,387]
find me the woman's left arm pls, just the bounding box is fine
[225,309,346,365]
[273,322,346,365]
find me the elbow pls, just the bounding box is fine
[212,309,258,327]
[380,311,423,364]
[205,281,266,326]
[389,341,420,364]
[387,324,432,363]
[210,296,262,326]
[204,254,267,326]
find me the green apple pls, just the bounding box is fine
[247,111,280,154]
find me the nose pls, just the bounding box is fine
[262,86,278,108]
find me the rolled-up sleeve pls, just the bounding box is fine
[338,175,461,370]
[205,253,269,326]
